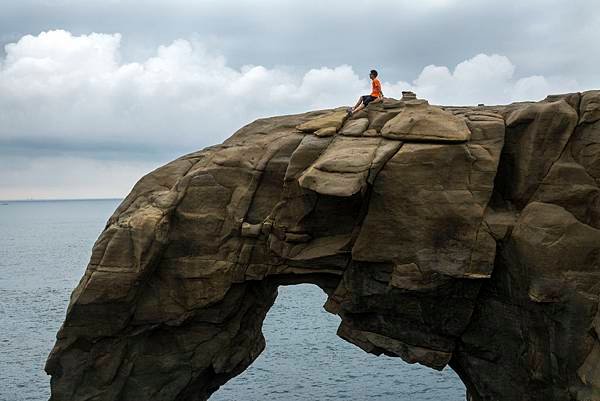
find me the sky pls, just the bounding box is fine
[0,0,597,200]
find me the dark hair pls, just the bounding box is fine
[370,69,378,77]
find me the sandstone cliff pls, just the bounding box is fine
[46,91,600,401]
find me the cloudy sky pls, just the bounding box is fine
[0,0,597,200]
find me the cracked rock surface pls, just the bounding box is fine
[46,94,600,401]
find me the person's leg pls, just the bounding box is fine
[352,95,373,114]
[352,102,366,114]
[350,96,364,114]
[351,95,368,113]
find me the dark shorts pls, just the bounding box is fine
[361,95,376,106]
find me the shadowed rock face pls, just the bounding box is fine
[46,94,600,401]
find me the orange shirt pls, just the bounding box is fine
[370,78,382,97]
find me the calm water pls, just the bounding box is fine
[0,199,465,401]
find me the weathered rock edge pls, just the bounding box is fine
[46,92,600,401]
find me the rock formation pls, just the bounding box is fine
[46,92,600,401]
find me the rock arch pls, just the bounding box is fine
[47,93,600,401]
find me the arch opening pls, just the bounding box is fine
[209,283,466,401]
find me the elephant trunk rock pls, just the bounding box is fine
[47,92,600,401]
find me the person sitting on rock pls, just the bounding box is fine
[348,69,384,115]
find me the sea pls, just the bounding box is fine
[0,199,465,401]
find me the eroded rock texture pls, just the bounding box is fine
[46,94,600,401]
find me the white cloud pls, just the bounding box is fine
[385,54,580,105]
[0,30,369,150]
[0,31,582,147]
[0,30,584,199]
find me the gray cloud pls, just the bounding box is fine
[0,0,597,200]
[1,1,598,84]
[0,153,161,200]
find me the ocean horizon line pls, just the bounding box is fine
[0,197,124,203]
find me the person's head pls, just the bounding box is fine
[369,69,378,79]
